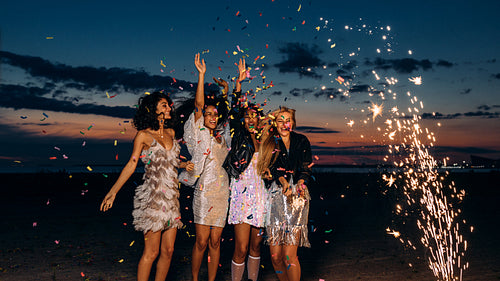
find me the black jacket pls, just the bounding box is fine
[268,131,313,187]
[222,91,255,179]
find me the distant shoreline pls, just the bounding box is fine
[0,165,497,174]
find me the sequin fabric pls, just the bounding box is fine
[132,137,182,233]
[265,178,311,247]
[228,152,269,227]
[180,112,230,227]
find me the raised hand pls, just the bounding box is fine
[194,53,206,74]
[213,77,228,89]
[237,58,247,82]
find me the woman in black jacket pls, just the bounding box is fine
[257,106,312,281]
[222,58,269,281]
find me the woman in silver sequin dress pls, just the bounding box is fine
[179,53,230,281]
[257,107,313,281]
[100,91,194,281]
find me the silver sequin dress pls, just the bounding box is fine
[266,177,311,247]
[179,112,230,227]
[132,137,183,233]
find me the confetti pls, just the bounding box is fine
[129,241,135,246]
[86,166,93,171]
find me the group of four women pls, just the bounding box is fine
[100,53,313,281]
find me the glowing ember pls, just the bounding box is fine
[369,102,383,121]
[409,76,422,85]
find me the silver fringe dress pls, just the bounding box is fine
[266,177,311,247]
[132,137,183,233]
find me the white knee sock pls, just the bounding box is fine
[231,260,245,281]
[247,255,261,281]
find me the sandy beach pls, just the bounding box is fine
[0,171,499,281]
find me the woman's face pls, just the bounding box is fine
[276,111,293,137]
[203,105,218,130]
[244,108,258,134]
[156,98,171,120]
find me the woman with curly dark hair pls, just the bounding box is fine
[100,91,194,281]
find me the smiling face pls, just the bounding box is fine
[244,108,259,134]
[276,111,293,137]
[156,98,171,120]
[203,105,218,130]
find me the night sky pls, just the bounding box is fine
[1,0,499,170]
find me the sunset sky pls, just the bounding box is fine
[1,0,499,170]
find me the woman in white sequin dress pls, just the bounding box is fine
[100,91,193,281]
[179,53,230,281]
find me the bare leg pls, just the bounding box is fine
[233,223,251,263]
[154,228,177,281]
[192,224,210,281]
[283,245,300,281]
[247,226,264,280]
[207,226,224,281]
[269,245,289,281]
[232,223,250,281]
[138,230,161,281]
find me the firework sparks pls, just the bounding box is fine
[379,91,468,281]
[369,102,383,122]
[409,76,422,85]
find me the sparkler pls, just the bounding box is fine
[379,89,468,281]
[326,19,469,280]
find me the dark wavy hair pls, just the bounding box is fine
[133,91,176,131]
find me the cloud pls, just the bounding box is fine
[0,84,135,118]
[436,60,453,67]
[349,84,372,93]
[269,91,283,96]
[313,88,345,101]
[274,43,324,78]
[310,145,388,156]
[493,73,500,79]
[419,111,499,119]
[364,58,454,74]
[289,87,314,97]
[0,51,214,94]
[460,88,472,95]
[295,126,341,134]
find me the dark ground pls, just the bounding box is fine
[0,171,499,280]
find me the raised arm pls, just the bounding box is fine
[100,131,147,212]
[213,77,229,100]
[194,53,206,121]
[235,58,247,93]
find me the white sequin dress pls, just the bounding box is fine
[179,112,230,227]
[132,137,183,233]
[227,152,269,227]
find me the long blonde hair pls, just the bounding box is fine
[256,106,296,177]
